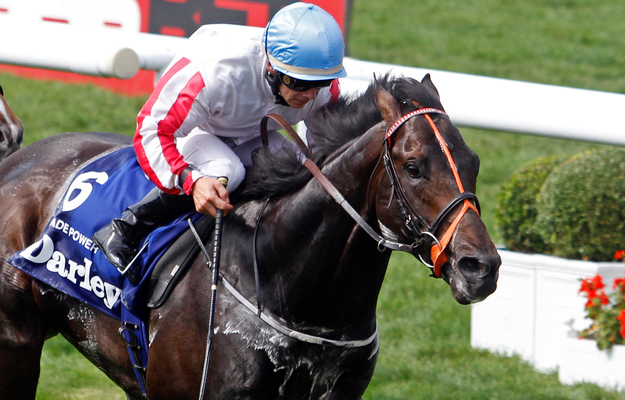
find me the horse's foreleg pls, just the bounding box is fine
[0,272,47,399]
[0,333,44,400]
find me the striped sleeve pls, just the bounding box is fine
[134,57,206,194]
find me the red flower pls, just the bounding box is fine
[592,275,606,290]
[584,291,596,308]
[599,291,609,305]
[619,310,625,339]
[580,272,625,350]
[615,250,625,261]
[579,275,605,294]
[584,289,609,309]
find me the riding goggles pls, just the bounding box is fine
[279,73,333,92]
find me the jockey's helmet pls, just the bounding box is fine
[263,2,347,81]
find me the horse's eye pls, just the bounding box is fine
[404,162,421,178]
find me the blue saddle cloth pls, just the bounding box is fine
[8,146,202,319]
[7,146,205,394]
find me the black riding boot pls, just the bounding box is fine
[93,187,195,284]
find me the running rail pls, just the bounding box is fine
[0,21,623,146]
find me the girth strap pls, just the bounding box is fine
[119,311,149,398]
[188,218,379,348]
[220,273,379,348]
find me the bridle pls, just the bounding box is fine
[381,108,480,277]
[260,109,481,279]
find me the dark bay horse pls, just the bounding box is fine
[0,85,24,160]
[0,75,500,399]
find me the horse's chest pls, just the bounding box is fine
[217,295,378,399]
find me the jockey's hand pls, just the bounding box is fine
[191,176,234,217]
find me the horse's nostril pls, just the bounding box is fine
[457,255,498,283]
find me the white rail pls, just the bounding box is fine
[0,23,623,145]
[340,59,625,146]
[0,22,186,79]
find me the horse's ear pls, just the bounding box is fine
[376,87,402,126]
[422,73,440,99]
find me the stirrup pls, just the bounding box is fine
[117,241,150,284]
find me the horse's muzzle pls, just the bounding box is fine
[443,253,501,304]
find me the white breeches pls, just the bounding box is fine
[176,128,296,191]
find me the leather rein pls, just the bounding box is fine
[261,109,480,278]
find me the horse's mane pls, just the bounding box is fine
[233,73,442,202]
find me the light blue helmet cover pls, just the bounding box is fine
[263,2,347,81]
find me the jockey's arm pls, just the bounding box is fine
[134,58,234,216]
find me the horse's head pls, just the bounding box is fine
[0,85,24,160]
[372,75,500,304]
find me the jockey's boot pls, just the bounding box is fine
[93,187,195,284]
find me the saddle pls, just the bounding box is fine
[147,215,215,308]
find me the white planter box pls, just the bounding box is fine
[559,338,625,390]
[470,250,536,363]
[471,250,624,373]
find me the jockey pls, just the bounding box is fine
[93,2,347,283]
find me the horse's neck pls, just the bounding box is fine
[251,122,392,332]
[280,121,387,256]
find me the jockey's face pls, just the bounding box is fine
[278,85,320,109]
[266,62,325,109]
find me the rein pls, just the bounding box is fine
[261,114,414,253]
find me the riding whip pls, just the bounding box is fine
[195,176,228,400]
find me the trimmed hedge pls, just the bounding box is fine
[535,147,625,261]
[496,156,564,253]
[497,147,625,261]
